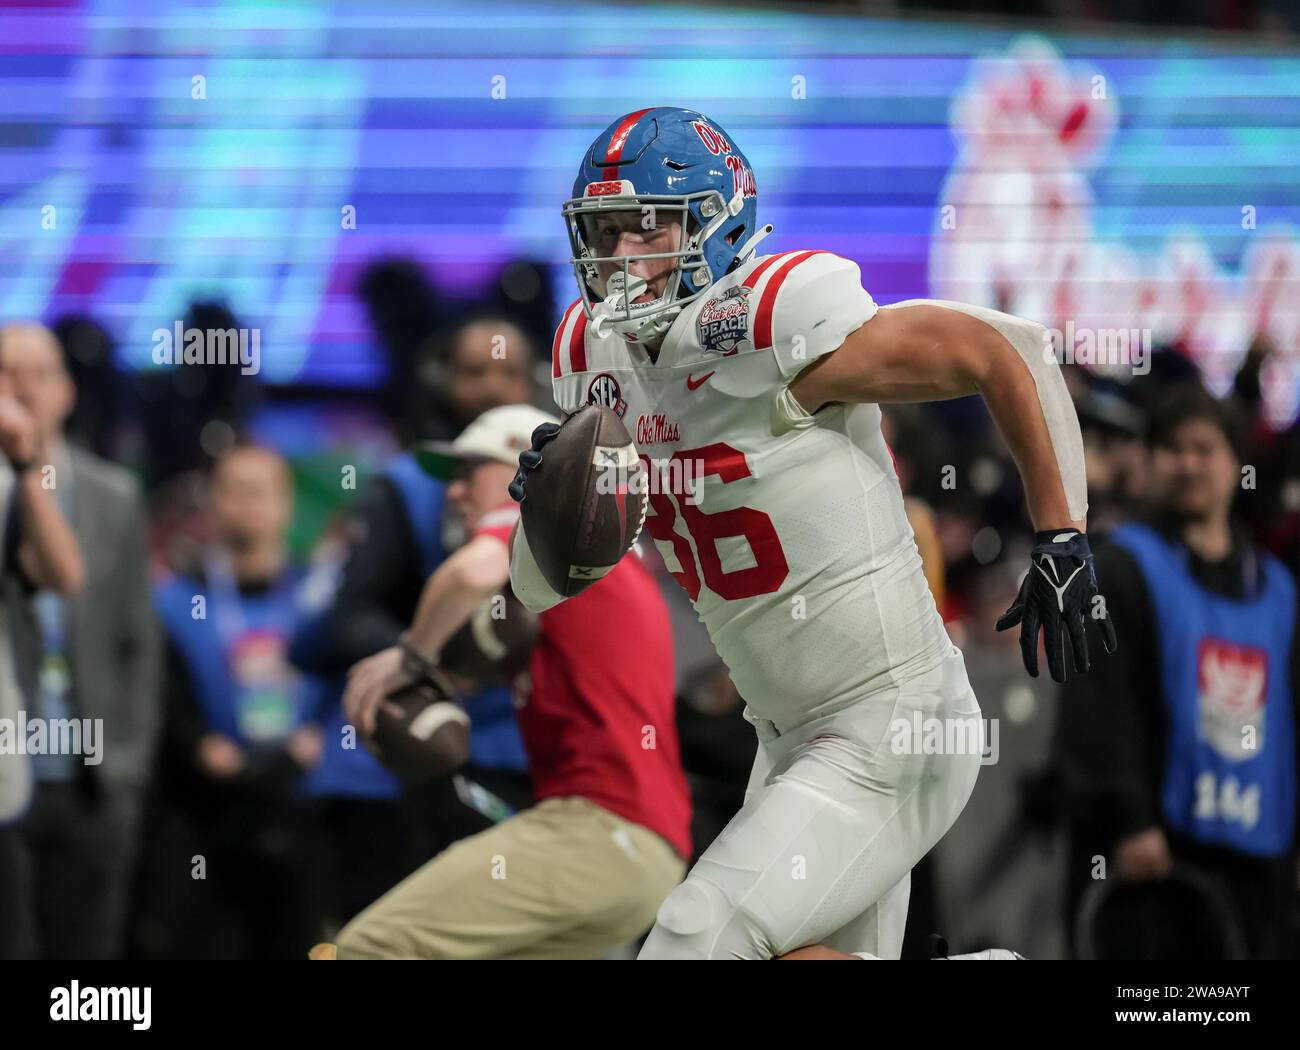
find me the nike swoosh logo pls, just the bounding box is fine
[1034,557,1086,612]
[686,371,715,391]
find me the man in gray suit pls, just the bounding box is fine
[0,322,161,959]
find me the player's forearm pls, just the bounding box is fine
[406,536,509,659]
[976,349,1081,533]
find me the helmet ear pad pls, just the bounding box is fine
[686,195,751,288]
[718,218,750,278]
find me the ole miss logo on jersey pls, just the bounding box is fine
[586,372,628,418]
[636,412,681,446]
[698,285,752,356]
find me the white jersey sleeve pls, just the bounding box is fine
[767,251,878,380]
[549,298,590,415]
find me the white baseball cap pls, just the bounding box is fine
[413,404,560,480]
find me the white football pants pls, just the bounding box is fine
[639,645,982,960]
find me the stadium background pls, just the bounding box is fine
[1,0,1298,958]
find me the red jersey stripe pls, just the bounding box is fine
[740,250,799,292]
[569,307,589,374]
[552,299,581,378]
[753,250,833,350]
[602,108,653,180]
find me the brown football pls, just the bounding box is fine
[518,404,646,598]
[372,677,470,781]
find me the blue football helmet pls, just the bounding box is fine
[563,107,772,345]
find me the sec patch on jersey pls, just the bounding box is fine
[520,404,647,598]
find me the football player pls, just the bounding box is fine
[507,108,1117,959]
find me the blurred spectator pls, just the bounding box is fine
[131,444,326,959]
[416,312,537,442]
[1055,383,1299,958]
[0,331,85,601]
[310,312,538,670]
[0,322,159,960]
[482,257,558,365]
[936,555,1068,960]
[0,336,87,959]
[333,406,688,959]
[135,301,262,490]
[885,406,965,957]
[1075,381,1150,534]
[294,303,576,926]
[310,315,537,859]
[288,525,434,932]
[1237,337,1300,566]
[358,259,446,447]
[50,316,123,462]
[356,258,552,447]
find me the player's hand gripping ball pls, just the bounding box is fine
[509,406,647,598]
[345,643,470,780]
[372,674,470,780]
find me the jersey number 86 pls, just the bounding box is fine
[641,443,789,602]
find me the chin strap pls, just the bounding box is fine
[593,306,681,345]
[733,223,774,265]
[591,271,682,343]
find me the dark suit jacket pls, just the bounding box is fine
[8,446,161,795]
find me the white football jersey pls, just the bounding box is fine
[551,250,953,730]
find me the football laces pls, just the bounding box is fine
[627,469,649,548]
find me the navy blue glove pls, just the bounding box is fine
[996,528,1118,682]
[507,422,562,504]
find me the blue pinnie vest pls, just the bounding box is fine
[293,561,403,801]
[155,565,323,748]
[298,454,445,800]
[1110,523,1297,857]
[384,454,527,773]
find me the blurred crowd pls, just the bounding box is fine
[0,251,1296,959]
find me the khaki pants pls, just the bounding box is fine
[336,797,685,959]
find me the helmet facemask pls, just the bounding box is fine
[563,188,739,345]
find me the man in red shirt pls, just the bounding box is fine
[330,405,689,959]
